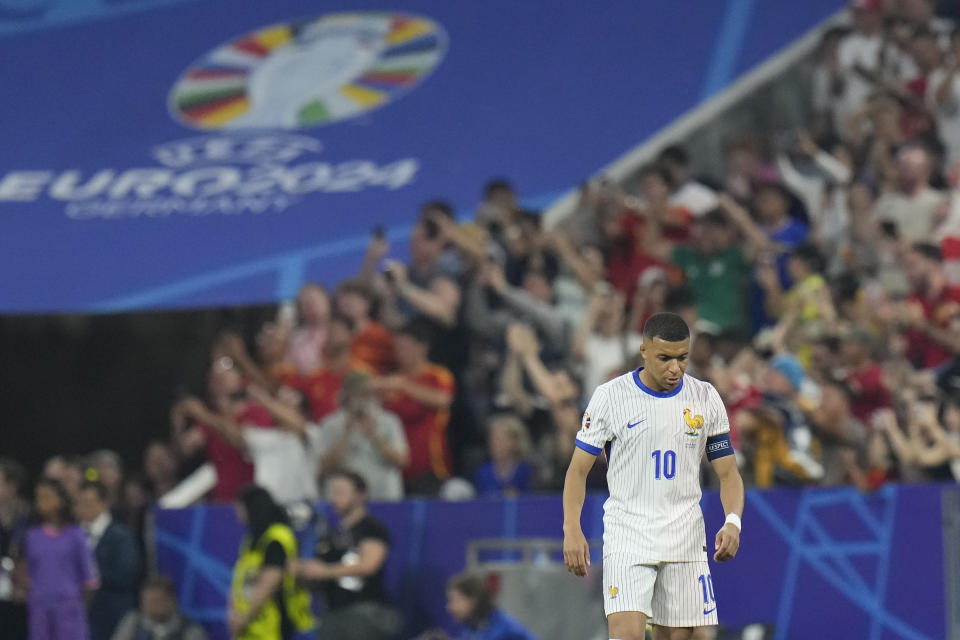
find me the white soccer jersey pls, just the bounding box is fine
[575,370,732,564]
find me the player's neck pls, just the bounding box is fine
[638,368,671,392]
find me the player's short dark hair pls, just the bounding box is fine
[657,144,689,167]
[142,574,178,598]
[329,470,367,495]
[643,312,690,342]
[80,480,109,502]
[0,457,26,492]
[911,242,943,263]
[448,571,496,623]
[398,317,435,347]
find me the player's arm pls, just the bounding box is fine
[710,453,744,562]
[562,446,597,577]
[705,383,743,562]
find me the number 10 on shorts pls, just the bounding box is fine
[651,449,676,479]
[698,574,716,609]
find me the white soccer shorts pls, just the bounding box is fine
[602,557,719,627]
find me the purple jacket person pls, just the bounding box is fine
[26,478,99,640]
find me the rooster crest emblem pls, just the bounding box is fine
[608,586,619,598]
[683,408,704,437]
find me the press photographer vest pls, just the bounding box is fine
[231,523,313,639]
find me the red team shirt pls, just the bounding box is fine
[383,364,455,480]
[300,368,346,422]
[200,402,274,502]
[845,364,892,424]
[906,286,960,369]
[350,322,396,374]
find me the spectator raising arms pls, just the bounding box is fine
[313,372,410,501]
[899,242,960,369]
[658,144,719,217]
[571,287,642,396]
[669,209,752,336]
[287,284,331,375]
[336,279,396,375]
[170,359,274,503]
[181,383,320,508]
[375,319,455,495]
[298,313,370,422]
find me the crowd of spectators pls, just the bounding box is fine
[4,1,960,638]
[143,0,960,505]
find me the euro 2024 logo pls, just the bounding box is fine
[168,12,448,130]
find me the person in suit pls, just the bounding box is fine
[75,481,139,640]
[0,457,30,640]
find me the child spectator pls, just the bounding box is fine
[25,478,99,640]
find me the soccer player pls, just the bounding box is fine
[562,312,744,640]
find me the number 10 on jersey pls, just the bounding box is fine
[651,449,676,479]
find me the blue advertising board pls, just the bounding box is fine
[154,484,948,640]
[0,0,844,312]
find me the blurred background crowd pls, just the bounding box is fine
[4,0,960,638]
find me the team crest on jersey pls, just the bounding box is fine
[683,407,704,437]
[608,585,619,598]
[583,411,591,430]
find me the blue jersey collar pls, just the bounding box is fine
[633,368,684,398]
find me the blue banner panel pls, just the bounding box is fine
[0,0,844,312]
[154,484,948,640]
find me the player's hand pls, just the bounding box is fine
[714,523,740,562]
[563,528,591,577]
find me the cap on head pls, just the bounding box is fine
[341,371,371,396]
[769,354,805,392]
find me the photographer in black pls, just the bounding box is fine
[293,471,401,640]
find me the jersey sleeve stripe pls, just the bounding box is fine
[574,439,602,456]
